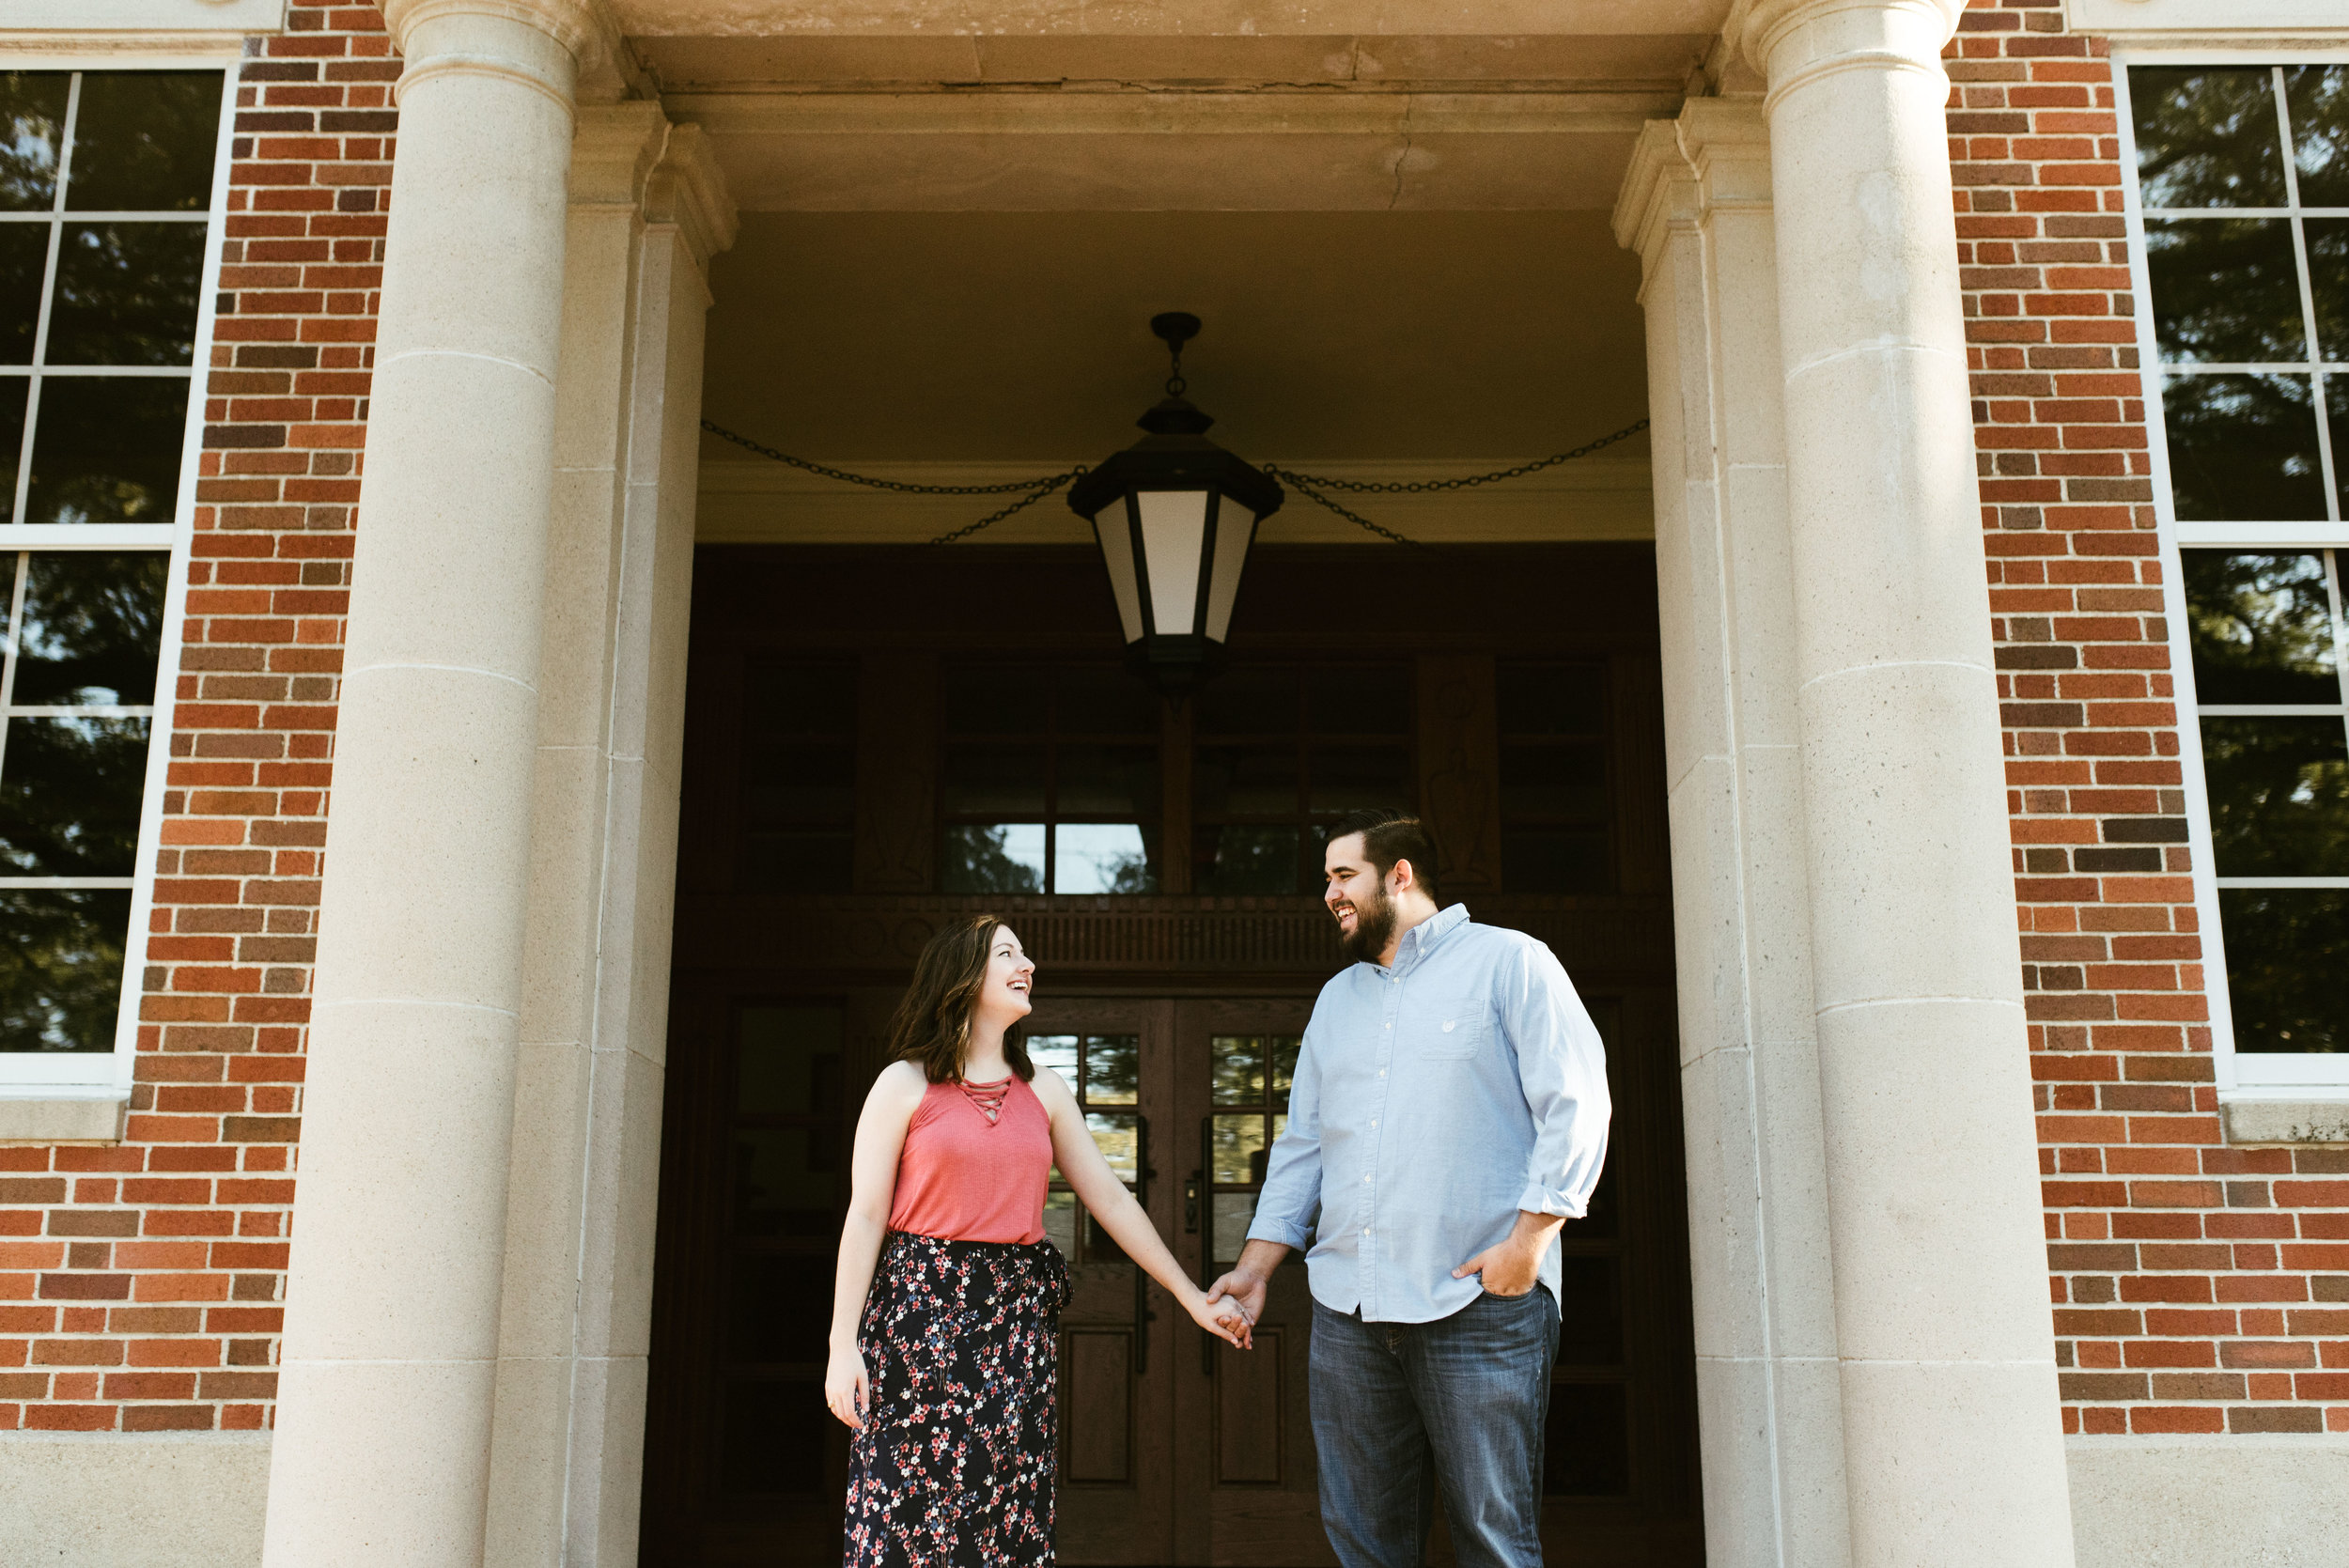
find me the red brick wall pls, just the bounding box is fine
[0,6,389,1435]
[1952,0,2348,1436]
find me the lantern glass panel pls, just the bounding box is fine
[1136,489,1210,637]
[1205,496,1254,643]
[1089,507,1144,644]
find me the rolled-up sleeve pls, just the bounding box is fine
[1247,1028,1323,1249]
[1501,941,1610,1219]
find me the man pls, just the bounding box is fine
[1206,810,1610,1568]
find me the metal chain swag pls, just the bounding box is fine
[701,414,1652,547]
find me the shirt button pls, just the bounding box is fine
[1378,1068,1387,1078]
[1383,1022,1392,1030]
[1370,1119,1378,1127]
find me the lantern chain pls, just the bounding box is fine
[1261,415,1651,546]
[701,413,1650,548]
[701,418,1089,546]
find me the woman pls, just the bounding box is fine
[827,915,1249,1568]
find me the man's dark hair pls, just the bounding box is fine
[1327,810,1440,902]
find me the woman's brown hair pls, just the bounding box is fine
[886,914,1034,1084]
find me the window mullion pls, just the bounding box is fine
[0,549,24,781]
[13,73,78,531]
[2275,70,2341,523]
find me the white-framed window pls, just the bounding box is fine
[2118,55,2349,1094]
[0,61,232,1094]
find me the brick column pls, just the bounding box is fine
[1727,1,2077,1563]
[260,2,608,1561]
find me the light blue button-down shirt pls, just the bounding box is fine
[1246,904,1611,1323]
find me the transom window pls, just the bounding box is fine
[940,663,1161,895]
[0,70,224,1067]
[1190,663,1411,894]
[2126,62,2349,1079]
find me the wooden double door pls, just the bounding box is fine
[642,976,1697,1568]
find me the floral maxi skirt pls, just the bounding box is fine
[844,1231,1069,1568]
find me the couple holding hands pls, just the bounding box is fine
[825,812,1612,1568]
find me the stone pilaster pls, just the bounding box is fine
[1615,98,1855,1568]
[484,101,736,1568]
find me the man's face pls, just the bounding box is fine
[1323,832,1396,964]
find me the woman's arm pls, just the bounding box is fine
[1033,1069,1251,1349]
[826,1062,927,1429]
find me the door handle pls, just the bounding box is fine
[1134,1262,1154,1375]
[1184,1173,1201,1235]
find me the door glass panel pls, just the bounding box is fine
[1028,1032,1080,1084]
[1206,1032,1302,1264]
[1210,1112,1266,1185]
[1084,1110,1137,1181]
[1082,1033,1140,1103]
[1212,1033,1264,1103]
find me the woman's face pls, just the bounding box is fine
[974,925,1034,1026]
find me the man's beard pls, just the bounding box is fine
[1337,883,1396,965]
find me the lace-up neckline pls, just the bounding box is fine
[959,1076,1012,1126]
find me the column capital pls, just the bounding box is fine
[647,125,739,271]
[381,0,628,105]
[1724,0,1965,105]
[568,106,738,271]
[1612,100,1770,274]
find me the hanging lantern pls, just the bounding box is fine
[1068,313,1283,696]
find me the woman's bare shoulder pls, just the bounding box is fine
[867,1059,932,1111]
[1026,1064,1076,1115]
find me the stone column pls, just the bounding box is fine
[1615,100,1854,1568]
[484,103,734,1568]
[262,3,611,1562]
[1728,1,2077,1563]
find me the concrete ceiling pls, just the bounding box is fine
[630,6,1727,214]
[697,209,1650,468]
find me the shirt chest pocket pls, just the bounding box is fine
[1411,997,1490,1060]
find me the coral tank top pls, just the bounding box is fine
[887,1076,1052,1245]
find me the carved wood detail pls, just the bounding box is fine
[672,895,1673,979]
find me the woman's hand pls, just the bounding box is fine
[825,1344,871,1431]
[1187,1290,1253,1350]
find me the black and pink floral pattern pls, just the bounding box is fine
[844,1231,1070,1568]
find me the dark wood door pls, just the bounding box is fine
[640,544,1703,1568]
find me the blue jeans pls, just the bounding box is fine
[1309,1288,1560,1568]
